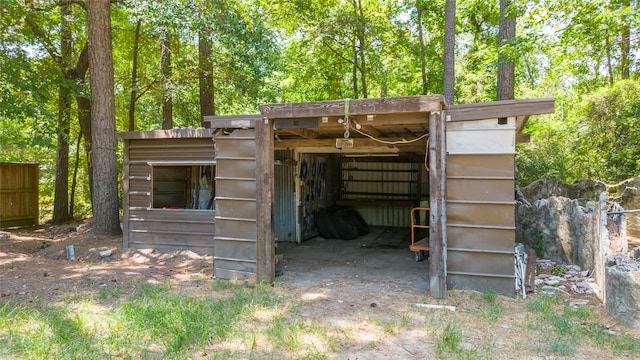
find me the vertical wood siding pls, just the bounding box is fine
[0,163,39,228]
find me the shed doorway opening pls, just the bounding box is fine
[273,149,432,291]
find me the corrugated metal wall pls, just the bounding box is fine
[122,137,215,254]
[274,150,296,242]
[213,129,257,280]
[446,117,516,294]
[340,160,428,227]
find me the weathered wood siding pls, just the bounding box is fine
[0,162,39,228]
[446,117,516,294]
[121,133,215,254]
[213,129,258,280]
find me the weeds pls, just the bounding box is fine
[550,264,566,276]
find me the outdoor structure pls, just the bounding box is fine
[118,129,217,255]
[119,95,554,298]
[0,162,39,229]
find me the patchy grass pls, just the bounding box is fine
[0,285,638,359]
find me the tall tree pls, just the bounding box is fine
[198,31,215,122]
[52,2,72,223]
[128,19,141,131]
[161,31,172,129]
[443,0,456,104]
[497,0,515,100]
[87,0,121,234]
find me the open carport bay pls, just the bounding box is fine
[276,226,430,295]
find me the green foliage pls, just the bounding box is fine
[550,264,566,276]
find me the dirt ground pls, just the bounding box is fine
[0,220,214,303]
[1,220,638,358]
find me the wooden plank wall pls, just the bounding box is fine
[445,117,516,294]
[122,137,215,254]
[0,163,39,228]
[213,129,259,280]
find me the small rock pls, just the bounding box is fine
[545,279,560,286]
[541,285,560,295]
[567,265,581,272]
[99,249,113,257]
[570,285,584,294]
[581,270,590,277]
[535,279,544,286]
[499,323,511,329]
[370,303,377,308]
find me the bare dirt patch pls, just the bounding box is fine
[0,220,212,303]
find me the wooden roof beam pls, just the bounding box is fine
[445,98,554,122]
[260,95,443,119]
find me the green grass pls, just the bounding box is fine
[1,285,639,359]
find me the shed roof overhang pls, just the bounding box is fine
[118,128,217,140]
[202,97,554,155]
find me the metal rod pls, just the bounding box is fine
[607,209,640,214]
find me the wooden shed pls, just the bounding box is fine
[119,95,554,297]
[0,162,39,229]
[118,129,217,255]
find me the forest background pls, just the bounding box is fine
[0,0,638,228]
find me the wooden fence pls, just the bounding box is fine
[0,162,39,229]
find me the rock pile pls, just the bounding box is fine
[534,260,599,299]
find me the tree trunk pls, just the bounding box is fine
[417,3,428,95]
[497,0,515,101]
[161,31,173,130]
[351,37,359,99]
[199,31,215,124]
[353,0,367,98]
[77,95,93,200]
[69,132,82,217]
[52,2,72,224]
[128,20,141,131]
[443,0,456,105]
[87,0,121,235]
[619,0,631,80]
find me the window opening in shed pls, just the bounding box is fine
[152,164,216,210]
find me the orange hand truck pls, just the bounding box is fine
[410,207,430,262]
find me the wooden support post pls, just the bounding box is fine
[429,110,447,299]
[255,117,275,283]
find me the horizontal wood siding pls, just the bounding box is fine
[0,163,39,228]
[446,117,516,294]
[214,129,258,280]
[122,137,215,254]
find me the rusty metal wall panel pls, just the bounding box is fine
[216,179,257,199]
[274,158,296,242]
[128,138,214,161]
[215,158,255,179]
[447,178,514,202]
[214,239,256,261]
[215,198,257,219]
[126,209,215,255]
[447,154,514,177]
[448,251,514,274]
[446,127,516,293]
[214,129,258,280]
[447,274,515,294]
[447,202,514,227]
[448,226,514,251]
